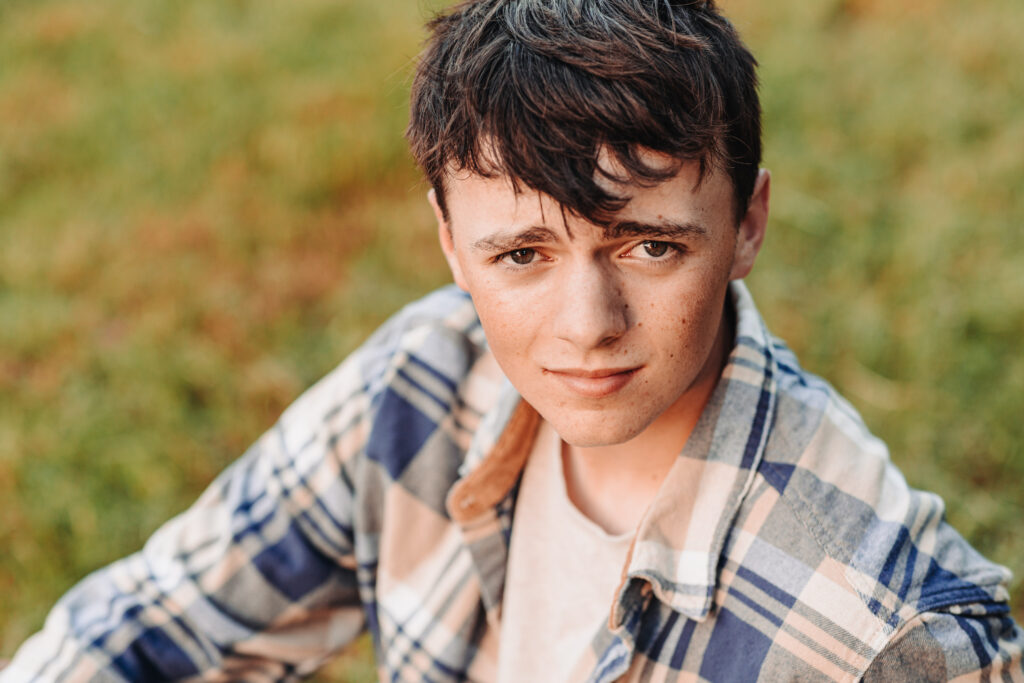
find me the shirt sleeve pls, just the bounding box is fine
[0,357,371,682]
[862,607,1024,682]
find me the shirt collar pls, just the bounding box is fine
[447,281,780,622]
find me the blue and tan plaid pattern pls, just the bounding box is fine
[3,283,1022,682]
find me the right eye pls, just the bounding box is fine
[500,248,537,265]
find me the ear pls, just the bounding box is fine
[729,168,770,281]
[430,189,469,291]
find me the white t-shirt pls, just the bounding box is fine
[497,420,634,682]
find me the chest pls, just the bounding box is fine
[360,496,886,683]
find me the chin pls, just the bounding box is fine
[543,410,649,449]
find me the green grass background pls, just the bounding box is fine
[1,0,1021,678]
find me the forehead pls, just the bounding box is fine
[444,160,735,237]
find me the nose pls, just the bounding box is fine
[552,259,629,350]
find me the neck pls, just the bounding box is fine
[560,298,734,535]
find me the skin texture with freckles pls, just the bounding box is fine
[433,159,770,532]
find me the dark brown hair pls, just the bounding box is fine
[407,0,761,224]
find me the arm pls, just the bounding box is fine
[863,608,1024,682]
[1,360,368,682]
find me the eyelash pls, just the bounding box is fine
[494,241,685,268]
[495,248,539,266]
[630,240,685,260]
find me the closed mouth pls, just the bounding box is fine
[543,366,640,398]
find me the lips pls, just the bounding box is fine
[543,366,640,399]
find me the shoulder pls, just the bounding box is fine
[758,339,1010,620]
[213,284,494,557]
[744,338,1018,676]
[239,284,493,525]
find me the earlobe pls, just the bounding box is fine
[430,189,469,291]
[730,169,770,281]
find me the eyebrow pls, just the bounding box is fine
[602,220,707,240]
[468,219,707,253]
[470,226,560,253]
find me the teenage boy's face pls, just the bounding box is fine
[433,155,770,448]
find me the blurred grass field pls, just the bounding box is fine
[1,0,1021,678]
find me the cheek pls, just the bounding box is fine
[468,284,536,358]
[639,276,726,356]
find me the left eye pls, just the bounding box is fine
[640,241,671,258]
[503,248,537,265]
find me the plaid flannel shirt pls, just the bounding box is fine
[4,282,1022,682]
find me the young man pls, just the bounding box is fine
[4,0,1022,681]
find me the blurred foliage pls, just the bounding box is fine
[0,0,1021,678]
